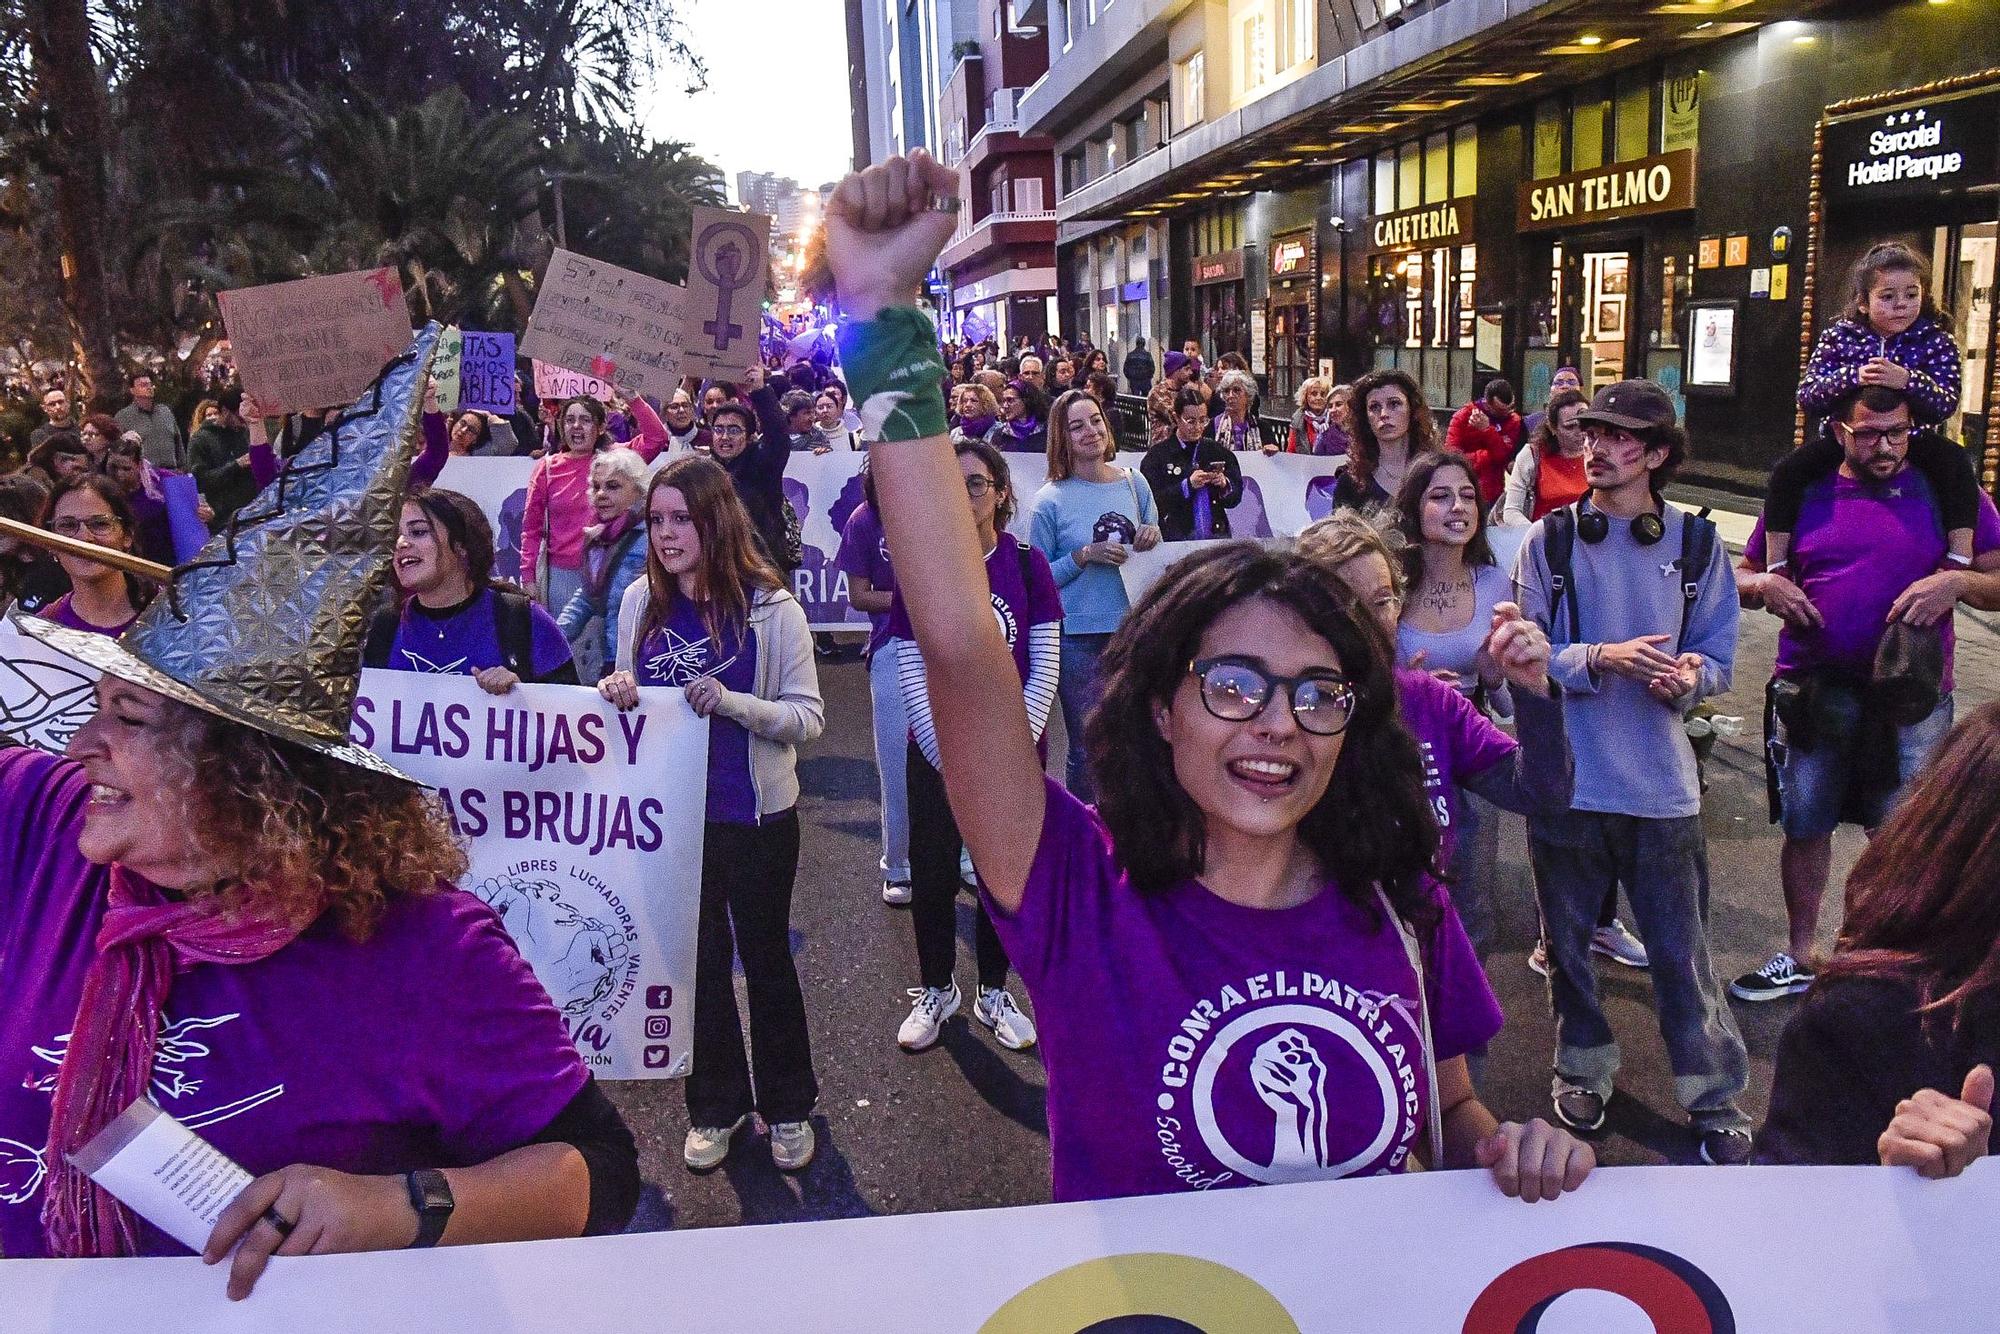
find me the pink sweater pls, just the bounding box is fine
[520,398,668,575]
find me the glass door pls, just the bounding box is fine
[1938,221,1995,458]
[1579,247,1634,393]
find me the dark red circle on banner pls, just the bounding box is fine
[1463,1242,1736,1334]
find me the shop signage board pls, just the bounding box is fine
[1517,149,1696,232]
[1193,249,1245,286]
[1823,88,2000,204]
[1370,199,1474,252]
[1269,233,1311,277]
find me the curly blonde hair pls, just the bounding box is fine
[165,704,467,939]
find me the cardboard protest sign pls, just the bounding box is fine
[217,267,411,414]
[681,207,773,380]
[458,332,518,413]
[7,1162,1994,1329]
[355,671,705,1079]
[431,326,465,414]
[520,248,690,400]
[531,359,614,402]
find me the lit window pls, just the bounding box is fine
[1178,52,1206,129]
[1241,15,1267,95]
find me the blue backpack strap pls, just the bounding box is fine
[1543,505,1580,644]
[1676,509,1719,654]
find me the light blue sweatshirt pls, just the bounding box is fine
[1511,503,1738,820]
[1026,470,1160,635]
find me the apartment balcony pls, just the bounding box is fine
[937,202,1059,274]
[961,87,1053,176]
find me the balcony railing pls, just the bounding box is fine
[948,204,1059,247]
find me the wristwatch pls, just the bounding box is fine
[404,1168,454,1249]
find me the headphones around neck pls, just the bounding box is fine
[1577,496,1666,545]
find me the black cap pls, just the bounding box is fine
[1576,379,1677,432]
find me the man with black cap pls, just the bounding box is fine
[1512,378,1755,1166]
[187,386,257,525]
[1732,384,2000,1004]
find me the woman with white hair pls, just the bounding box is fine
[555,446,652,681]
[1286,377,1335,454]
[1211,368,1274,452]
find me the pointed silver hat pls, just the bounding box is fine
[13,323,444,779]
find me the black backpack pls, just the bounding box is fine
[1541,503,1719,653]
[363,588,541,674]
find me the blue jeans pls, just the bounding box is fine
[1528,809,1750,1132]
[1771,687,1955,838]
[867,649,911,882]
[1057,632,1112,801]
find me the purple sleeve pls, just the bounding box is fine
[0,748,86,912]
[882,587,913,640]
[1023,544,1063,627]
[1440,682,1517,783]
[982,776,1121,995]
[1424,884,1504,1062]
[425,894,590,1162]
[1798,324,1864,417]
[834,506,879,579]
[1904,323,1963,423]
[1973,492,2000,555]
[1744,514,1768,566]
[526,601,576,678]
[249,440,278,490]
[409,412,450,489]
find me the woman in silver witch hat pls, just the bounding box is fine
[0,325,638,1298]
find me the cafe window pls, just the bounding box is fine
[1423,133,1449,205]
[1372,124,1478,213]
[1531,100,1565,180]
[1452,126,1478,197]
[1614,74,1653,163]
[1374,154,1396,214]
[1397,141,1421,211]
[1367,246,1476,350]
[1571,95,1607,172]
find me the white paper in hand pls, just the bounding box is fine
[70,1099,253,1253]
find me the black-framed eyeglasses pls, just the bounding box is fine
[1189,657,1356,736]
[50,515,122,538]
[1838,423,1912,450]
[965,475,996,498]
[711,424,749,438]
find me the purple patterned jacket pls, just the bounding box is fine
[1798,315,1961,424]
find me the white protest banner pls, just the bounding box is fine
[2,1162,1991,1330]
[352,670,705,1079]
[531,359,613,402]
[459,331,518,413]
[520,248,690,401]
[682,207,773,380]
[0,616,100,753]
[1117,538,1237,607]
[216,268,412,415]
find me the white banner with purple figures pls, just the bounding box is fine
[352,670,706,1080]
[2,1162,1994,1331]
[437,450,1358,633]
[0,616,101,754]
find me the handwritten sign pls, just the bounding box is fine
[531,360,614,403]
[431,326,465,414]
[681,207,773,380]
[216,268,411,414]
[520,248,690,400]
[458,332,517,413]
[353,671,706,1079]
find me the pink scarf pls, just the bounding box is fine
[42,867,310,1257]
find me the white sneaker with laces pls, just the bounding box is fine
[1729,951,1815,1002]
[769,1120,816,1172]
[1591,919,1650,968]
[974,986,1038,1051]
[1527,939,1550,978]
[897,981,961,1051]
[881,878,912,906]
[683,1114,750,1172]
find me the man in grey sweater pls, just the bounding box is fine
[1511,379,1754,1166]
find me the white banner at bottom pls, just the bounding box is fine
[0,1162,1992,1331]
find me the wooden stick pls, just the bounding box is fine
[0,515,174,582]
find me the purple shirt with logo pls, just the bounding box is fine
[1746,470,2000,692]
[637,597,761,824]
[834,502,896,661]
[989,778,1501,1204]
[1396,668,1518,864]
[0,747,588,1259]
[386,587,573,679]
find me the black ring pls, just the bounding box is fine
[262,1205,296,1238]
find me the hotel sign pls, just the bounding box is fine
[1517,149,1696,231]
[1369,200,1474,252]
[1823,89,2000,203]
[1193,249,1246,286]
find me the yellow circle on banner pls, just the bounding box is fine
[977,1252,1302,1334]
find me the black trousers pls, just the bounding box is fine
[907,742,1010,992]
[687,812,818,1126]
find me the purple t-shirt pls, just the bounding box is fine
[387,587,573,680]
[884,531,1063,687]
[834,502,896,661]
[1746,470,2000,692]
[42,592,136,638]
[636,598,760,825]
[0,747,587,1259]
[989,778,1502,1204]
[1396,668,1518,863]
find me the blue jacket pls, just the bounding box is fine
[559,521,649,669]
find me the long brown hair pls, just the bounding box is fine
[1819,703,2000,1029]
[639,454,783,649]
[1347,368,1439,493]
[1390,450,1496,577]
[1044,388,1112,482]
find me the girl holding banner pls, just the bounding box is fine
[827,149,1595,1206]
[600,455,826,1174]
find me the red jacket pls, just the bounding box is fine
[1445,401,1523,503]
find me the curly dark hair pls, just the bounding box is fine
[1085,541,1441,935]
[1348,369,1440,493]
[162,705,468,940]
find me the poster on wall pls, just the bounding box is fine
[1687,300,1739,394]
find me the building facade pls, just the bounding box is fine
[1014,0,1998,487]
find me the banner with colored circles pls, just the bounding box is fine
[1,1161,1990,1329]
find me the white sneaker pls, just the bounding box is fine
[897,981,961,1051]
[769,1120,816,1172]
[1591,919,1650,968]
[881,878,912,906]
[1527,939,1550,978]
[683,1114,750,1172]
[975,986,1038,1051]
